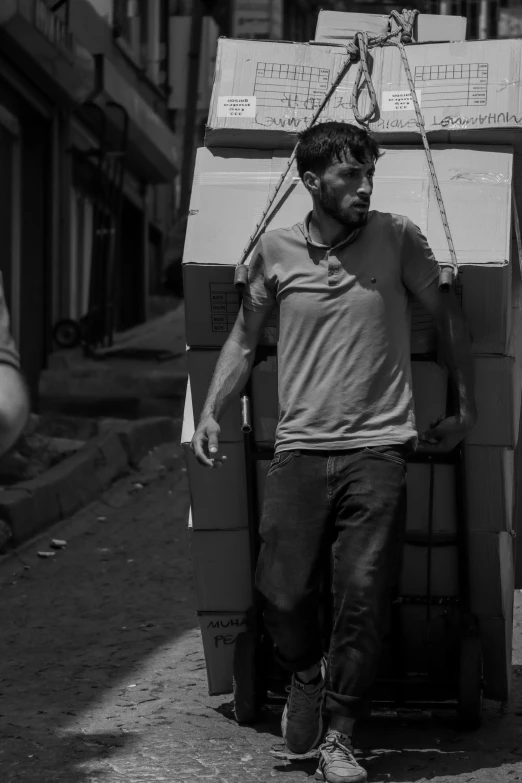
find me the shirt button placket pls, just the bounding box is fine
[326,251,340,287]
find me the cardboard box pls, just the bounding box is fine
[411,360,448,435]
[183,263,278,348]
[206,38,522,148]
[181,380,249,530]
[187,348,242,441]
[315,11,467,45]
[466,355,521,447]
[468,531,514,617]
[400,248,519,357]
[184,441,249,529]
[460,225,522,356]
[186,145,512,269]
[184,145,514,349]
[464,446,515,532]
[185,348,279,444]
[189,523,253,611]
[400,543,459,597]
[461,265,513,355]
[406,462,458,536]
[198,611,248,695]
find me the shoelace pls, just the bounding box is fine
[322,734,358,766]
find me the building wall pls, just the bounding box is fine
[0,0,179,400]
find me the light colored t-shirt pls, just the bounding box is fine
[242,211,439,453]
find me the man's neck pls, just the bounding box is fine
[308,209,354,248]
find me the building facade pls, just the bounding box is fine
[0,0,178,401]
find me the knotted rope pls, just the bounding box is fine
[234,8,457,290]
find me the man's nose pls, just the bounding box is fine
[357,177,373,195]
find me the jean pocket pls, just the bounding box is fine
[364,446,407,467]
[267,450,296,476]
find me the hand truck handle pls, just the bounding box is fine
[240,395,252,433]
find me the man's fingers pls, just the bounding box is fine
[419,427,440,444]
[208,434,220,455]
[192,439,228,469]
[191,435,214,468]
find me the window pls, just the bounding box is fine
[113,0,165,87]
[113,0,146,64]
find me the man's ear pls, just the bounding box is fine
[302,170,320,196]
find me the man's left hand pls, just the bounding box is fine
[417,413,476,454]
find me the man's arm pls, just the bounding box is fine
[191,302,275,468]
[0,364,29,456]
[414,279,476,452]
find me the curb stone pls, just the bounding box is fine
[0,416,180,545]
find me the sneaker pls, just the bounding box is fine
[315,731,367,783]
[281,659,326,754]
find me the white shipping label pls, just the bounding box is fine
[381,90,422,112]
[217,96,256,118]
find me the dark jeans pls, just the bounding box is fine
[255,445,408,719]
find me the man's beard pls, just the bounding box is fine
[319,182,369,230]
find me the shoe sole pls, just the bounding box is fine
[282,708,324,756]
[314,765,368,782]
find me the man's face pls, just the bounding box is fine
[315,150,375,230]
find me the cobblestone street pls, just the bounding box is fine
[1,443,522,782]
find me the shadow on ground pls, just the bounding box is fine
[0,446,195,782]
[216,681,522,782]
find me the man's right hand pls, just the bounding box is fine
[190,417,227,469]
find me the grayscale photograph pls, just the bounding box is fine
[0,1,521,782]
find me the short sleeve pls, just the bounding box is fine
[401,218,440,295]
[241,238,277,316]
[0,275,20,370]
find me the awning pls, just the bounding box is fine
[0,0,96,104]
[89,55,178,184]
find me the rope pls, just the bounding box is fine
[234,7,458,290]
[234,45,359,284]
[395,37,459,286]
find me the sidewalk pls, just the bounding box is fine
[2,452,522,782]
[38,305,188,420]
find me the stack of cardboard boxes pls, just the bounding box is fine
[183,13,522,700]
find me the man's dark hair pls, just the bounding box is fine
[295,122,382,180]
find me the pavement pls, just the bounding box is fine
[38,305,188,420]
[2,446,522,782]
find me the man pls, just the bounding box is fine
[191,122,476,783]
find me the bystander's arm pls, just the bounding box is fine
[0,363,29,457]
[0,275,29,457]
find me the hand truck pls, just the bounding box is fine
[232,348,484,731]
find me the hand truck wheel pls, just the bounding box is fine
[233,631,260,725]
[52,319,82,349]
[457,636,483,730]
